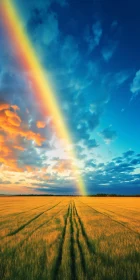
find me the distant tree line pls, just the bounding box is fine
[0,194,140,197]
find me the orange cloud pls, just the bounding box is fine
[0,183,38,194]
[0,134,5,142]
[36,121,46,128]
[13,145,25,151]
[0,102,46,172]
[0,103,10,111]
[25,165,37,172]
[11,105,20,111]
[53,160,72,174]
[0,141,18,171]
[0,104,45,146]
[0,102,20,112]
[0,144,12,157]
[5,109,21,126]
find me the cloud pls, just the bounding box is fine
[5,109,21,126]
[42,13,59,45]
[1,0,138,195]
[85,159,96,169]
[29,12,59,46]
[17,145,47,168]
[130,158,140,165]
[112,156,123,164]
[123,150,135,158]
[36,121,46,128]
[53,159,72,175]
[92,21,102,46]
[60,35,80,69]
[100,127,117,144]
[0,101,46,171]
[101,41,118,62]
[0,134,5,142]
[0,102,11,111]
[83,151,140,194]
[130,70,140,96]
[113,71,130,86]
[111,21,118,29]
[15,0,67,25]
[13,145,25,151]
[1,146,140,194]
[0,105,46,146]
[85,139,99,149]
[84,20,102,53]
[0,2,123,152]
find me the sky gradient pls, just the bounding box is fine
[0,0,140,195]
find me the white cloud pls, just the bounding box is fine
[130,70,140,96]
[114,71,130,86]
[84,20,102,53]
[111,20,118,29]
[92,21,102,46]
[101,41,118,62]
[42,13,59,45]
[60,35,80,69]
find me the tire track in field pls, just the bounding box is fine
[15,202,54,216]
[6,201,61,236]
[73,202,97,279]
[1,203,68,255]
[52,203,71,280]
[0,208,7,212]
[95,201,140,222]
[69,202,76,280]
[0,202,54,230]
[74,203,95,255]
[73,202,86,276]
[79,200,140,237]
[0,204,70,280]
[101,207,140,223]
[101,202,140,212]
[1,201,54,219]
[14,203,69,249]
[74,202,119,270]
[20,204,68,245]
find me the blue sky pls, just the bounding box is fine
[0,0,140,194]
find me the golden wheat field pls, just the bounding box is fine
[0,196,140,280]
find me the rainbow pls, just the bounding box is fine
[0,0,86,195]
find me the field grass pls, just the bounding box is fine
[0,196,140,280]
